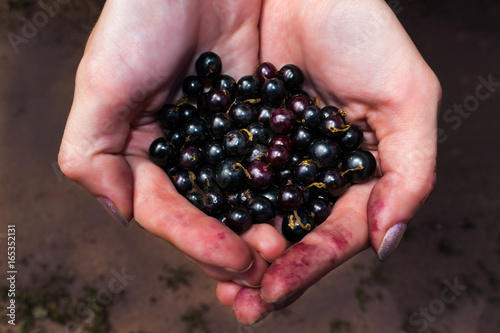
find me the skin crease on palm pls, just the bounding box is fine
[58,0,441,326]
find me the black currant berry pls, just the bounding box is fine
[341,150,377,184]
[171,170,192,196]
[224,206,253,235]
[282,209,314,243]
[318,168,348,198]
[202,141,226,166]
[266,145,291,169]
[184,118,208,147]
[269,108,295,134]
[237,75,262,100]
[308,138,341,169]
[223,129,253,157]
[290,124,316,152]
[229,103,256,129]
[248,196,275,224]
[246,161,275,190]
[149,137,176,168]
[301,105,322,129]
[195,51,222,78]
[277,64,304,91]
[255,62,278,83]
[278,184,304,211]
[294,159,320,186]
[158,104,180,130]
[212,74,237,99]
[307,197,332,225]
[339,124,364,151]
[261,78,286,106]
[202,185,226,216]
[182,75,204,98]
[215,158,246,191]
[178,146,203,171]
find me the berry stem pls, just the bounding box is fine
[328,124,351,133]
[233,162,252,179]
[341,162,364,176]
[304,182,326,190]
[288,210,312,231]
[240,128,254,141]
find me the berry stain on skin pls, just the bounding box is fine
[367,198,385,232]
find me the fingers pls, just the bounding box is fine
[227,181,373,325]
[368,72,441,261]
[240,223,287,262]
[128,155,254,272]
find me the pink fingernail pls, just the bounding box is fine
[225,260,254,273]
[97,196,129,227]
[232,279,261,288]
[377,222,407,261]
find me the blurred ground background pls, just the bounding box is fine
[0,0,499,332]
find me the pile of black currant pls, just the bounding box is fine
[149,52,376,244]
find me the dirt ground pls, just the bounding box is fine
[1,1,499,332]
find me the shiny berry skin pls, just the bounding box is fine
[195,51,222,78]
[246,161,275,190]
[212,74,237,98]
[269,134,293,152]
[320,115,348,139]
[223,129,252,157]
[286,94,313,118]
[235,188,256,206]
[276,167,294,186]
[244,144,268,165]
[229,103,256,129]
[186,190,204,210]
[182,75,204,98]
[215,158,245,191]
[341,149,377,184]
[278,184,304,211]
[237,75,262,100]
[319,168,348,197]
[301,105,322,128]
[247,122,273,145]
[307,198,332,225]
[282,209,314,243]
[224,206,253,235]
[165,128,185,150]
[269,108,295,134]
[339,124,364,151]
[208,113,232,139]
[149,137,176,168]
[248,196,275,224]
[171,170,192,195]
[294,159,320,186]
[266,145,291,169]
[178,103,200,122]
[202,185,226,216]
[322,105,340,120]
[308,138,341,169]
[196,165,216,188]
[256,103,276,127]
[277,64,304,91]
[261,78,286,105]
[178,146,203,171]
[255,62,278,83]
[290,124,316,152]
[205,88,232,114]
[184,118,208,147]
[202,141,225,166]
[158,104,180,130]
[258,186,280,209]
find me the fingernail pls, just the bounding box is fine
[97,196,129,228]
[377,222,407,261]
[232,279,261,288]
[225,260,254,273]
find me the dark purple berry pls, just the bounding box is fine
[319,168,348,197]
[278,184,304,211]
[149,137,176,168]
[261,78,286,105]
[224,206,253,235]
[182,75,204,98]
[277,64,304,91]
[246,161,275,190]
[212,74,237,98]
[178,146,203,171]
[341,150,377,184]
[248,196,275,224]
[308,138,341,169]
[195,51,222,78]
[237,75,262,100]
[267,145,291,169]
[269,108,295,134]
[294,159,320,186]
[282,209,314,243]
[255,62,278,83]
